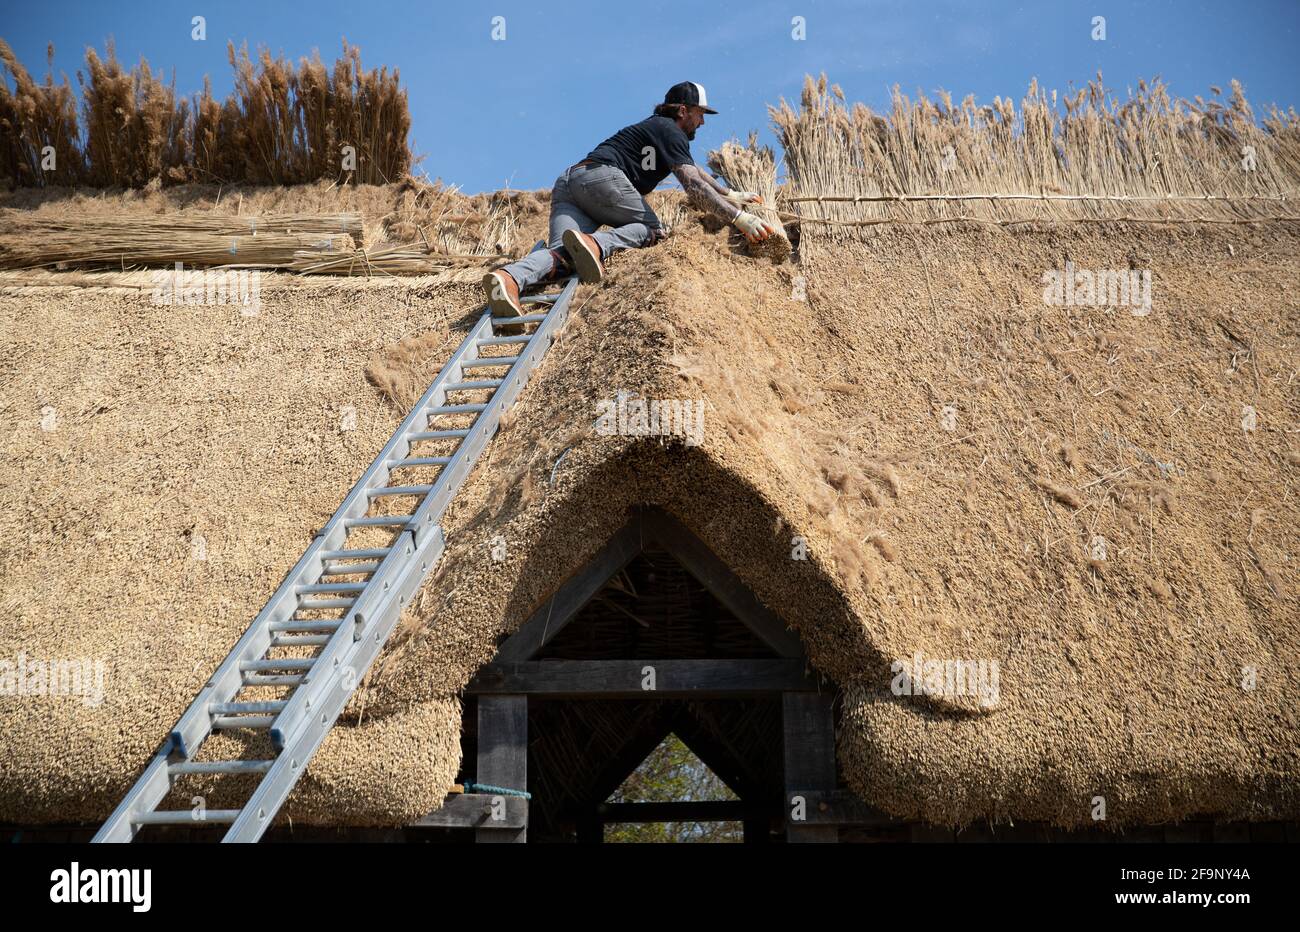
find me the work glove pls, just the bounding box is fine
[732,209,778,243]
[724,190,764,206]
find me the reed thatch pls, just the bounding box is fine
[3,196,1296,830]
[0,212,360,270]
[0,39,85,186]
[2,75,1299,834]
[771,73,1300,258]
[0,37,412,188]
[707,133,791,262]
[0,179,539,273]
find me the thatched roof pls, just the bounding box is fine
[2,73,1299,830]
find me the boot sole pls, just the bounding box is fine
[482,271,524,317]
[562,229,603,284]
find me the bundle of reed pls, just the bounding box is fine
[0,39,87,186]
[0,211,364,238]
[384,181,521,259]
[290,243,507,276]
[0,38,413,188]
[0,229,355,270]
[195,40,411,187]
[770,73,1300,247]
[80,40,189,187]
[707,134,791,261]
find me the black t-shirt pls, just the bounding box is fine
[583,115,694,195]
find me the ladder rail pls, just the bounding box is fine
[267,277,578,758]
[224,525,444,841]
[408,275,578,542]
[94,266,577,843]
[156,311,498,767]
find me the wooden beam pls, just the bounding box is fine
[493,520,643,661]
[637,507,805,658]
[670,706,767,801]
[411,793,528,830]
[597,800,759,823]
[783,692,838,843]
[469,659,814,697]
[476,695,527,843]
[585,708,678,806]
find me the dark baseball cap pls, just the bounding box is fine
[664,82,718,114]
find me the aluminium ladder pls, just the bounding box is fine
[94,255,577,843]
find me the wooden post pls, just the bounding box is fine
[476,695,528,843]
[783,692,838,843]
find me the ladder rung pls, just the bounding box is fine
[296,582,366,594]
[409,428,470,440]
[134,810,242,826]
[321,561,380,575]
[389,457,450,469]
[240,658,316,672]
[270,634,331,647]
[320,547,390,560]
[447,376,506,389]
[169,760,276,776]
[269,620,343,633]
[344,516,412,528]
[212,715,275,730]
[478,335,532,346]
[297,597,355,610]
[367,484,433,498]
[210,701,288,715]
[241,673,305,687]
[94,274,578,846]
[428,403,487,415]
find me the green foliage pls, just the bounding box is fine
[604,733,742,843]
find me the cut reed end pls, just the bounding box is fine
[708,136,793,262]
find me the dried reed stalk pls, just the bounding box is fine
[291,244,507,276]
[707,134,791,261]
[0,211,363,237]
[0,39,412,188]
[291,189,517,276]
[0,225,354,270]
[0,39,86,185]
[770,73,1300,244]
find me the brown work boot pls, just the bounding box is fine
[483,269,525,316]
[562,229,604,283]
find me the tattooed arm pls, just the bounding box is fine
[672,163,742,222]
[673,163,777,242]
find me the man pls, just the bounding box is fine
[482,82,778,319]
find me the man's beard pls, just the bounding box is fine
[685,126,697,140]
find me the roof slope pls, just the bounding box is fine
[1,202,1297,830]
[372,218,1300,828]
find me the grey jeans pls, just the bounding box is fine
[501,162,662,289]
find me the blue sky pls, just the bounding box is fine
[3,0,1298,193]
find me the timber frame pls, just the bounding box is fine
[413,505,854,842]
